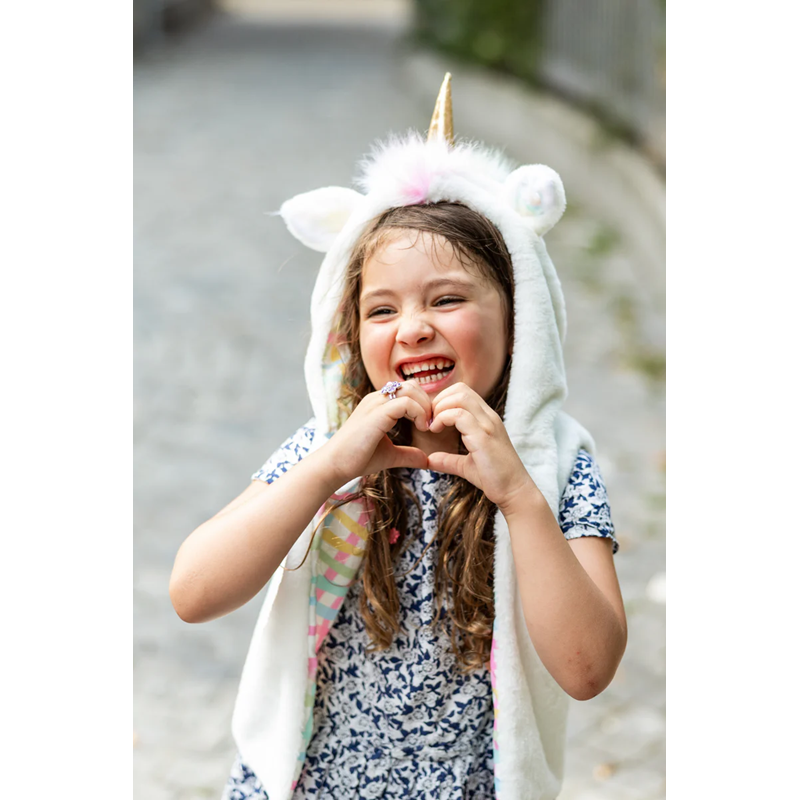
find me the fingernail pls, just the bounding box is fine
[427,417,434,428]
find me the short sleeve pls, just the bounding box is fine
[251,419,317,484]
[558,449,619,554]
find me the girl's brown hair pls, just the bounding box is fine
[332,201,515,674]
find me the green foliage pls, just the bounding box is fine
[586,223,621,258]
[629,350,666,383]
[413,0,547,78]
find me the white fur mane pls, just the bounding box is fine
[356,132,515,201]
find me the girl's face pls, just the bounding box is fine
[358,231,510,401]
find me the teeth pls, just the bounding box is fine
[417,372,445,385]
[400,359,454,378]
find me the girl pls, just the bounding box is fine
[170,75,626,800]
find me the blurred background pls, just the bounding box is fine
[133,1,665,798]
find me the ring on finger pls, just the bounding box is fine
[380,380,403,401]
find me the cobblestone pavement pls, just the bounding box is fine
[134,10,665,800]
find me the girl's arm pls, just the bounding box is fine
[501,490,626,701]
[427,383,626,701]
[169,447,345,624]
[170,381,433,624]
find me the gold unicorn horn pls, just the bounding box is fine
[427,72,454,146]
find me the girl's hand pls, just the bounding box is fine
[427,383,535,512]
[325,381,431,484]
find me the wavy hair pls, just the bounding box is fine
[326,202,514,674]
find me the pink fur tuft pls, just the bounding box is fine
[401,164,432,204]
[356,132,513,201]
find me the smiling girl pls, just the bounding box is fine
[170,76,626,800]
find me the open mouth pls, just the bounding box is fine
[398,358,456,385]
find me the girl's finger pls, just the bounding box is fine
[430,390,493,427]
[376,393,431,433]
[400,395,434,433]
[386,445,429,471]
[428,407,482,439]
[426,450,471,481]
[429,381,475,405]
[433,383,492,419]
[399,380,434,420]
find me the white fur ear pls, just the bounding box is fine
[502,165,566,236]
[279,186,364,253]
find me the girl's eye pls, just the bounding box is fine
[434,296,464,307]
[366,307,394,318]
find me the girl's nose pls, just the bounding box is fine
[396,312,434,346]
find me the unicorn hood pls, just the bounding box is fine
[231,74,595,800]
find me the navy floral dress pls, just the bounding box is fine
[222,421,617,800]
